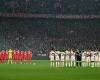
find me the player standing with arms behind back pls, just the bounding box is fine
[60,52,65,67]
[55,51,60,67]
[8,49,12,64]
[49,50,55,68]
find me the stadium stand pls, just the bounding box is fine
[0,0,100,14]
[0,0,100,59]
[0,18,100,55]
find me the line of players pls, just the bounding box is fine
[0,50,32,64]
[49,50,100,67]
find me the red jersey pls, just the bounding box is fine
[19,51,23,60]
[1,51,5,60]
[0,52,2,59]
[24,51,27,60]
[27,51,31,58]
[5,50,8,60]
[16,50,20,60]
[12,50,16,60]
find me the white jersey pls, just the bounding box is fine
[55,51,60,61]
[65,50,70,61]
[82,52,86,61]
[94,51,99,61]
[98,51,100,61]
[90,51,95,61]
[70,51,75,61]
[49,51,55,61]
[60,52,65,61]
[86,51,90,61]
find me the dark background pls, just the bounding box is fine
[0,0,100,59]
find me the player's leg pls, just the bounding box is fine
[62,61,64,67]
[99,58,100,67]
[0,58,1,64]
[95,58,98,67]
[55,60,57,67]
[8,58,10,64]
[5,57,7,64]
[50,61,53,68]
[69,59,71,67]
[70,60,73,67]
[73,60,76,67]
[56,60,59,67]
[66,60,69,67]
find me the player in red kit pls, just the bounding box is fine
[27,50,32,64]
[24,51,27,64]
[4,50,8,64]
[16,50,20,64]
[12,50,16,64]
[0,51,2,64]
[19,50,23,64]
[1,50,5,63]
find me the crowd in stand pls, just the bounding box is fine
[0,0,100,14]
[0,18,100,56]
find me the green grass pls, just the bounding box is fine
[0,60,100,80]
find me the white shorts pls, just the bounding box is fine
[86,57,90,62]
[71,56,75,61]
[55,58,59,61]
[98,58,100,61]
[65,56,70,61]
[82,57,86,61]
[91,56,95,61]
[50,58,54,61]
[61,58,64,61]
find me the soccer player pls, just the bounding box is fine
[12,50,17,64]
[8,49,13,64]
[27,50,32,64]
[86,51,91,67]
[82,51,86,67]
[98,51,100,67]
[23,51,27,64]
[30,51,32,64]
[0,51,2,64]
[55,51,60,67]
[70,50,76,67]
[49,50,55,67]
[1,50,5,64]
[65,50,70,67]
[94,50,99,67]
[4,50,8,64]
[60,52,65,67]
[16,50,20,64]
[18,50,23,64]
[90,51,95,67]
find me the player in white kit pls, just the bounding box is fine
[90,51,95,67]
[98,51,100,67]
[94,51,99,67]
[70,50,75,67]
[49,50,55,67]
[86,51,91,67]
[65,50,70,67]
[82,51,86,67]
[60,52,65,67]
[55,51,60,67]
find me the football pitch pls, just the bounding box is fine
[0,60,100,80]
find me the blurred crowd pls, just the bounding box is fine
[0,18,100,55]
[0,0,100,14]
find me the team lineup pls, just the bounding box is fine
[0,49,32,64]
[0,48,100,68]
[49,50,100,67]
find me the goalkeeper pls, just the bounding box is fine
[8,49,12,64]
